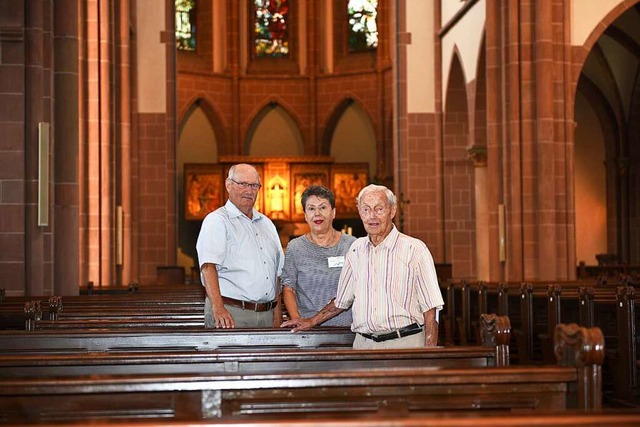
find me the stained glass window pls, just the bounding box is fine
[348,0,378,52]
[176,0,196,51]
[254,0,290,58]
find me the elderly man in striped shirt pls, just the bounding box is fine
[282,184,444,349]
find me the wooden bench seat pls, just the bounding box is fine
[0,311,510,355]
[577,262,640,281]
[0,292,206,330]
[0,345,501,378]
[0,327,356,354]
[28,410,640,427]
[78,281,203,295]
[34,318,205,329]
[0,314,509,379]
[0,365,588,422]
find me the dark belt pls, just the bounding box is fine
[358,323,423,342]
[222,296,277,312]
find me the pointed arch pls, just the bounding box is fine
[322,97,377,178]
[320,96,376,153]
[443,51,475,279]
[320,98,355,156]
[471,32,489,281]
[573,3,640,264]
[443,46,469,113]
[176,98,225,275]
[580,2,640,55]
[473,31,487,149]
[178,96,228,152]
[244,102,305,156]
[574,82,611,265]
[572,1,640,94]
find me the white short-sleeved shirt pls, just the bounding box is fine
[334,226,444,334]
[196,200,284,302]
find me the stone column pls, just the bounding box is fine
[24,0,51,295]
[535,0,558,279]
[484,0,504,281]
[117,0,132,285]
[53,0,80,295]
[468,147,489,280]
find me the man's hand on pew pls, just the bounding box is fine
[281,299,345,332]
[212,305,235,329]
[201,263,236,328]
[281,317,315,332]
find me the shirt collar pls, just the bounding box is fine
[225,199,263,222]
[365,225,399,249]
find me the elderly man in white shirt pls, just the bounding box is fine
[196,163,284,328]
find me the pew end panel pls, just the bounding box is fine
[554,323,605,410]
[480,313,511,366]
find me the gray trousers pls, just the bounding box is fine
[204,296,274,328]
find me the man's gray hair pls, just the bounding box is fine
[356,184,397,207]
[227,163,258,181]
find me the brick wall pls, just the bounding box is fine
[0,11,26,294]
[137,113,174,282]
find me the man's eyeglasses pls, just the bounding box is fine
[230,178,262,190]
[359,205,389,217]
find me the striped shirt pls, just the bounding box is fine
[334,226,444,334]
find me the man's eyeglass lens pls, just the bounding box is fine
[231,179,261,190]
[360,206,387,216]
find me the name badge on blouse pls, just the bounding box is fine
[327,256,345,268]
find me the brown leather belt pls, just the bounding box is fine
[222,296,277,312]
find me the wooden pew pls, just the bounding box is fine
[81,281,139,295]
[0,321,605,423]
[0,328,356,354]
[0,346,501,378]
[2,302,206,331]
[1,305,512,355]
[441,278,639,406]
[0,314,511,379]
[577,261,640,281]
[24,411,640,426]
[578,285,639,401]
[0,367,588,421]
[0,289,206,310]
[444,279,621,364]
[79,280,202,295]
[0,289,206,330]
[616,286,637,399]
[35,318,205,329]
[465,280,637,407]
[0,312,509,357]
